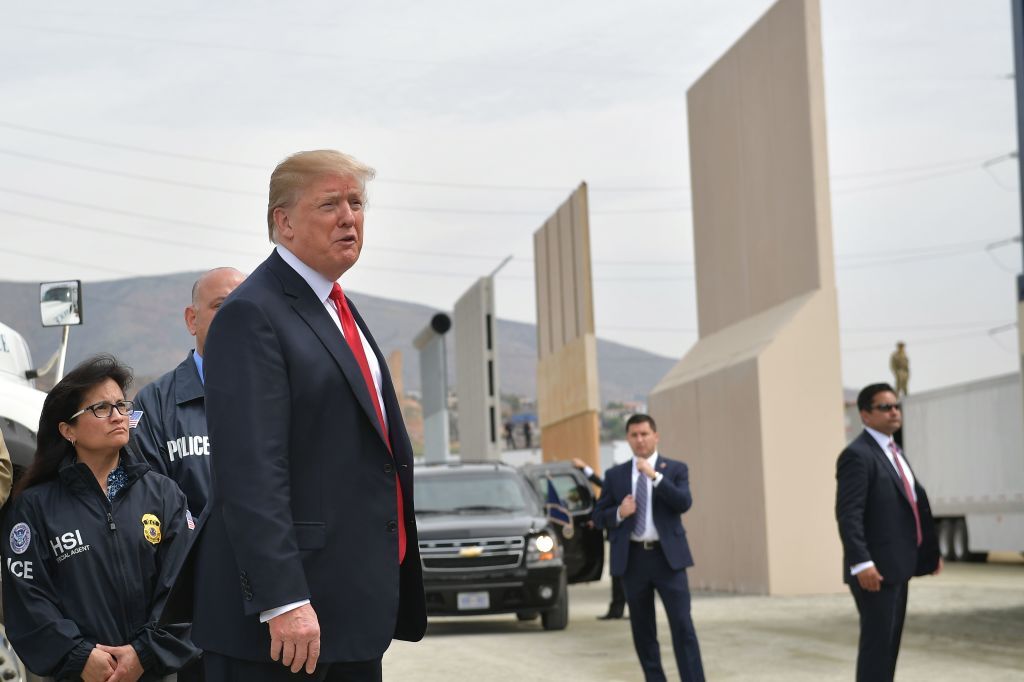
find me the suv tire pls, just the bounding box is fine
[541,575,569,631]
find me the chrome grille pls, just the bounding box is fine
[419,536,525,572]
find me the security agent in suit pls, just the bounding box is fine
[572,457,627,620]
[191,150,426,681]
[594,415,704,682]
[836,383,941,682]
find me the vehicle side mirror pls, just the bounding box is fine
[40,280,83,327]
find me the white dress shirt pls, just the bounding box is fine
[261,245,389,622]
[615,453,664,541]
[850,428,917,576]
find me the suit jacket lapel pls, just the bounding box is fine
[266,252,389,449]
[861,430,914,508]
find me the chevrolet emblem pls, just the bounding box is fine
[459,546,484,558]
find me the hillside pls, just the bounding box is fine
[0,274,676,403]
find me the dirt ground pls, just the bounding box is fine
[383,556,1024,681]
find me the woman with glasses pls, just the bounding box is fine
[1,354,198,681]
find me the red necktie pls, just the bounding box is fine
[329,284,406,564]
[889,440,922,547]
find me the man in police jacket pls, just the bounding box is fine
[192,150,425,681]
[134,267,244,516]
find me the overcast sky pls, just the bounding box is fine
[0,0,1020,394]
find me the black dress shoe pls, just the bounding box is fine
[597,611,626,620]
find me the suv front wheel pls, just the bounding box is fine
[541,574,569,631]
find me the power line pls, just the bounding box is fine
[0,121,1012,196]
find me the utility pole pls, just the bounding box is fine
[1014,0,1024,276]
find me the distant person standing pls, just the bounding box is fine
[522,421,533,449]
[889,341,909,397]
[133,267,245,516]
[836,383,941,682]
[504,420,516,449]
[572,457,627,620]
[594,414,704,682]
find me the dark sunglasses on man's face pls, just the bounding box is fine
[871,402,902,412]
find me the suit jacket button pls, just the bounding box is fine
[386,520,397,532]
[384,463,393,474]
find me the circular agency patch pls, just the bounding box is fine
[9,522,31,555]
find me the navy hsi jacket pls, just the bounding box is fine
[0,444,199,680]
[133,351,212,515]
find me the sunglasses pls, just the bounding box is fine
[871,403,902,412]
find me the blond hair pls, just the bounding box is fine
[266,150,376,243]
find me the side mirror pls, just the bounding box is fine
[40,280,83,327]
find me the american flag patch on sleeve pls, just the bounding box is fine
[129,411,144,428]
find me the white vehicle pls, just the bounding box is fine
[901,374,1024,561]
[1,286,82,682]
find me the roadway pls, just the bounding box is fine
[383,557,1024,681]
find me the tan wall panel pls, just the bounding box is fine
[534,230,551,358]
[649,0,843,596]
[572,186,595,336]
[537,334,600,428]
[651,359,771,594]
[687,0,829,337]
[540,412,600,467]
[758,291,844,594]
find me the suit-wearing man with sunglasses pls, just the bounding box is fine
[835,383,941,682]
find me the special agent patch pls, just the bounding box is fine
[9,522,31,555]
[141,513,161,545]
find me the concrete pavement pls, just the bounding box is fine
[383,558,1024,681]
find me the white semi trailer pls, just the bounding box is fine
[901,373,1024,561]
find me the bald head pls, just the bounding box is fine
[186,267,245,355]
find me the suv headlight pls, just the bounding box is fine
[526,532,563,566]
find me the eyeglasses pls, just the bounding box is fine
[871,402,902,412]
[68,400,135,421]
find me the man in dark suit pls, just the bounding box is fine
[594,414,704,682]
[193,150,426,681]
[836,383,941,682]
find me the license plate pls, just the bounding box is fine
[457,591,490,610]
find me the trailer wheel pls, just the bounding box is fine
[951,518,987,563]
[937,519,954,560]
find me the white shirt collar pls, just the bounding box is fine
[632,451,660,471]
[276,244,336,303]
[864,426,897,453]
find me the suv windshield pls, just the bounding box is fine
[416,472,536,515]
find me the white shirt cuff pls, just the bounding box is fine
[582,465,595,478]
[260,599,311,623]
[651,472,663,487]
[850,560,875,576]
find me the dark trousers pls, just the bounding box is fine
[608,574,626,615]
[848,579,909,682]
[203,652,382,682]
[622,543,705,682]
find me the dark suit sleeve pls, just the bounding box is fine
[652,462,693,514]
[588,472,604,487]
[835,447,872,566]
[593,474,620,530]
[204,297,309,615]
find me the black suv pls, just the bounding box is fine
[414,461,604,630]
